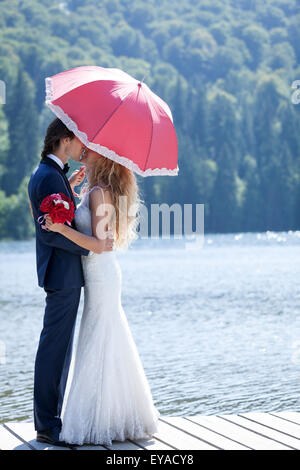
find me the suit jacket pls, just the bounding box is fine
[28,155,90,289]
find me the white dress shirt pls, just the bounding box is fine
[47,153,64,170]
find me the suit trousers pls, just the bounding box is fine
[33,287,82,431]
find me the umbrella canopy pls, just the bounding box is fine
[45,65,178,177]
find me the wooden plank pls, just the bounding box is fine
[74,443,107,450]
[5,423,71,451]
[163,416,248,450]
[220,414,300,449]
[270,411,300,426]
[152,419,218,450]
[187,415,290,450]
[129,437,174,450]
[239,412,300,439]
[104,440,144,450]
[71,435,174,450]
[66,436,169,450]
[0,425,31,450]
[4,413,300,451]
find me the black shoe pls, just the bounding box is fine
[36,427,76,448]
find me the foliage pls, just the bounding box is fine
[0,0,299,238]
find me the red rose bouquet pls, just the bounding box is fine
[37,193,75,230]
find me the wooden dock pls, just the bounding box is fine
[1,411,300,450]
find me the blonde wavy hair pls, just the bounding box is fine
[79,155,143,250]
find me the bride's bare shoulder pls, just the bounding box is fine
[89,186,113,207]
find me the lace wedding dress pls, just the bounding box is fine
[59,186,160,446]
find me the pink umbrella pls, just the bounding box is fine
[45,65,178,176]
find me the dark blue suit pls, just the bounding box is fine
[28,156,90,432]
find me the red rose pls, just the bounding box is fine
[39,192,75,226]
[40,194,56,213]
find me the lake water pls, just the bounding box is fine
[0,231,300,424]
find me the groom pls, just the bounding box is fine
[28,118,114,447]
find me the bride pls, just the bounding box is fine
[45,148,160,446]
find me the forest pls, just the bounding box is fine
[0,0,299,239]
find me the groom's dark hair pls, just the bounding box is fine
[41,118,75,159]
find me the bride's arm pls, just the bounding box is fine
[45,189,115,254]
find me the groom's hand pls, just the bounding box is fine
[28,199,34,219]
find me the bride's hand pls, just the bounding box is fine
[45,214,64,233]
[68,167,86,196]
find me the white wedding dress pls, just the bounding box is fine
[59,186,160,446]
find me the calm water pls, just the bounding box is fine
[0,231,300,424]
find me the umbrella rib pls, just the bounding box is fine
[91,87,137,142]
[142,91,154,172]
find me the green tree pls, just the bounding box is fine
[209,144,240,232]
[207,90,240,231]
[242,25,269,70]
[3,65,39,195]
[0,106,9,182]
[253,76,287,228]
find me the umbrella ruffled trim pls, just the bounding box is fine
[45,77,179,177]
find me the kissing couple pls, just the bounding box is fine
[28,117,160,447]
